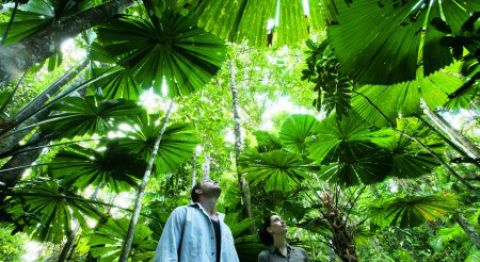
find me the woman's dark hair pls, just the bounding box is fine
[258,213,275,246]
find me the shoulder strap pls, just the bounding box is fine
[177,206,188,261]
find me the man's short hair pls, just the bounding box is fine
[191,181,203,202]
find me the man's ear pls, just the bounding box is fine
[195,188,203,195]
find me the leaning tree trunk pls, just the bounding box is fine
[202,152,211,180]
[318,192,358,262]
[118,102,174,262]
[454,213,480,249]
[228,60,255,232]
[0,0,134,84]
[0,60,88,152]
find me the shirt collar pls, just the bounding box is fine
[269,245,292,257]
[190,202,225,221]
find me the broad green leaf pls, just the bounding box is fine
[352,69,463,128]
[117,113,199,174]
[327,0,480,84]
[190,0,325,47]
[95,12,227,97]
[89,218,156,262]
[253,131,283,153]
[5,180,102,243]
[43,96,142,138]
[279,114,320,153]
[369,194,459,228]
[49,144,146,192]
[240,149,310,192]
[90,66,141,100]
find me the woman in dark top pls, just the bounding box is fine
[258,213,310,262]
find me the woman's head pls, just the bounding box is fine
[258,213,287,245]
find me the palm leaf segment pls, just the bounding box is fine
[327,0,480,85]
[0,0,93,45]
[190,0,325,47]
[49,144,147,192]
[117,113,199,174]
[306,113,394,186]
[240,115,317,192]
[5,180,102,243]
[351,67,463,127]
[240,149,310,192]
[95,12,227,97]
[369,194,459,228]
[43,96,142,138]
[89,218,156,261]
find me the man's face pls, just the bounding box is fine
[196,179,222,199]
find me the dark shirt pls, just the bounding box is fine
[211,218,222,262]
[258,245,309,262]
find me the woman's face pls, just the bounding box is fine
[267,214,287,236]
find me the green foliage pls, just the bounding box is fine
[369,194,459,228]
[279,114,319,154]
[241,149,309,192]
[190,0,325,47]
[89,218,156,261]
[116,113,200,174]
[302,40,352,119]
[5,180,102,243]
[49,143,147,192]
[95,12,227,97]
[0,224,25,262]
[326,0,480,84]
[43,96,142,138]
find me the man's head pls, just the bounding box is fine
[191,179,222,202]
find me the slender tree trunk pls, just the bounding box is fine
[58,184,102,262]
[118,102,174,262]
[418,115,480,169]
[318,192,358,262]
[191,154,197,188]
[428,106,480,159]
[202,152,211,180]
[454,213,480,249]
[228,60,254,232]
[0,0,134,84]
[0,60,88,153]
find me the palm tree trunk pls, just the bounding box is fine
[118,102,174,262]
[58,183,101,262]
[318,192,358,262]
[228,60,255,232]
[454,213,480,249]
[0,0,134,84]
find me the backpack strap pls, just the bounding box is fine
[177,206,189,261]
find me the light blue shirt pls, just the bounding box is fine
[154,203,240,262]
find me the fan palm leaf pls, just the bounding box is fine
[116,113,199,174]
[94,12,227,97]
[369,194,459,228]
[42,96,142,138]
[190,0,325,47]
[49,144,147,192]
[279,114,320,154]
[240,149,310,192]
[326,0,480,84]
[89,218,156,262]
[5,179,102,243]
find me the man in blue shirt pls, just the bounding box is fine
[154,179,240,262]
